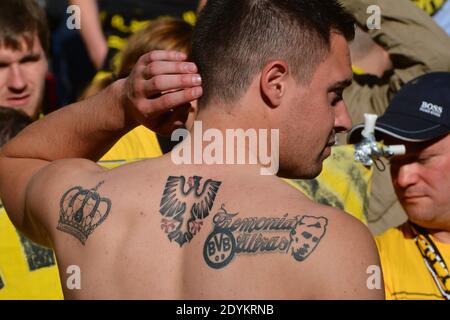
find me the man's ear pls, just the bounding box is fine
[260,60,289,108]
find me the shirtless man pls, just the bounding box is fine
[0,0,383,299]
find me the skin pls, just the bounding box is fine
[387,134,450,243]
[0,34,48,119]
[0,37,383,299]
[274,32,353,178]
[197,0,208,13]
[349,26,393,77]
[69,0,108,70]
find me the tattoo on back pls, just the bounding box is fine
[159,176,222,247]
[203,204,328,269]
[57,181,111,245]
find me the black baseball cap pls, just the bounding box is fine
[348,72,450,144]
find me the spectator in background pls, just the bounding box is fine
[349,72,450,300]
[342,0,450,126]
[0,0,49,119]
[340,0,450,235]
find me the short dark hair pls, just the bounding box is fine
[0,107,33,147]
[191,0,355,108]
[0,0,49,55]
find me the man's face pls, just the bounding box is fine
[0,34,48,119]
[278,32,353,179]
[388,134,450,228]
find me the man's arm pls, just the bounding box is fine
[340,0,450,123]
[1,51,201,162]
[69,0,108,70]
[0,50,201,243]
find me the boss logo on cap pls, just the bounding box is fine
[420,101,443,118]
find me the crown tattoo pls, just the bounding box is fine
[57,181,111,245]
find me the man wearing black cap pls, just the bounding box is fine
[350,72,450,300]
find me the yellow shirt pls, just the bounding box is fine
[285,145,371,224]
[0,206,63,299]
[376,223,450,300]
[100,125,163,165]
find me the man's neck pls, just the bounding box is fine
[195,105,260,131]
[429,229,450,244]
[178,105,279,176]
[412,221,450,244]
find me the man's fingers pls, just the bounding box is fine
[142,86,202,114]
[143,61,198,79]
[129,50,202,127]
[140,50,187,65]
[144,74,202,97]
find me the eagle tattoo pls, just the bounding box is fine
[159,176,222,247]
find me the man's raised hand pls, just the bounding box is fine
[122,50,202,136]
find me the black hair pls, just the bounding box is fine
[191,0,355,108]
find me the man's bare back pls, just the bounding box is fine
[26,154,380,299]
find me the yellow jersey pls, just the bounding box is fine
[376,223,450,300]
[100,125,162,163]
[285,145,371,224]
[0,206,63,299]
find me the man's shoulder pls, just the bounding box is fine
[272,199,383,299]
[236,176,376,256]
[310,202,375,250]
